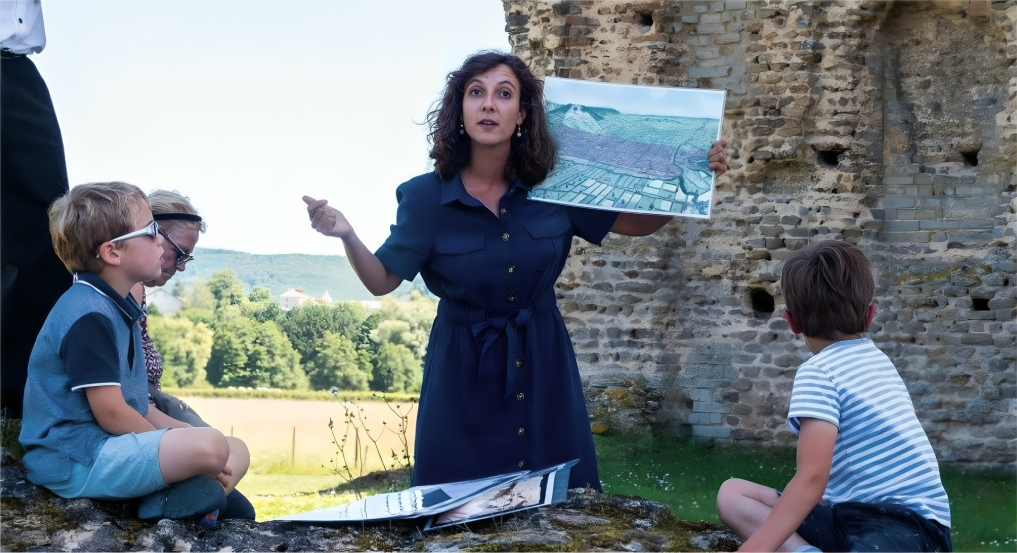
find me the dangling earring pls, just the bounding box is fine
[459,121,464,135]
[516,124,522,138]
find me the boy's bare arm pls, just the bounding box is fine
[739,418,838,552]
[85,386,159,435]
[143,406,193,429]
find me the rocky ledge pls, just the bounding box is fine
[1,450,740,552]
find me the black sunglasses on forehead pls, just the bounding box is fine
[158,226,195,267]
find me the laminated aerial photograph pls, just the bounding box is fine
[530,77,726,219]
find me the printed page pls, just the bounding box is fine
[529,77,726,219]
[270,471,528,523]
[424,459,578,530]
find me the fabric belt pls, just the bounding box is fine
[441,291,556,399]
[0,49,27,59]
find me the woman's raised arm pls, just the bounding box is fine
[302,196,403,296]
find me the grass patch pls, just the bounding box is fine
[941,465,1017,552]
[1,415,25,459]
[248,467,411,522]
[165,387,418,403]
[242,474,341,497]
[252,490,358,522]
[595,433,795,524]
[594,433,1016,552]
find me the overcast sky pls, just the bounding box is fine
[32,0,510,255]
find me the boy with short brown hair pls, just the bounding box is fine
[19,182,249,521]
[716,241,951,552]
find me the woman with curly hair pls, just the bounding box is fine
[304,51,727,490]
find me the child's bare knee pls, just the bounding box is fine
[193,428,230,472]
[716,478,747,515]
[225,436,249,459]
[718,478,744,499]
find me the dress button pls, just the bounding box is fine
[508,265,516,273]
[517,428,526,436]
[516,393,525,401]
[518,460,527,469]
[508,294,517,302]
[515,359,523,368]
[502,232,510,241]
[500,207,508,215]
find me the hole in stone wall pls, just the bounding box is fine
[972,298,990,311]
[750,289,775,316]
[961,150,979,167]
[637,12,653,27]
[815,147,847,168]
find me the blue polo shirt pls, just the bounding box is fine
[19,272,148,485]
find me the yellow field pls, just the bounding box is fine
[180,396,417,479]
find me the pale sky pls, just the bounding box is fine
[32,0,510,255]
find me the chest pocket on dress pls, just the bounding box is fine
[432,232,489,284]
[523,213,572,270]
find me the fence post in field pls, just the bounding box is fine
[292,427,296,466]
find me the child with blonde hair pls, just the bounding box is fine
[19,182,249,522]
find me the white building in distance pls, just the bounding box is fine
[279,288,335,311]
[144,287,184,316]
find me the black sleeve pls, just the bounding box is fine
[60,313,122,390]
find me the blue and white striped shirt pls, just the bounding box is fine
[787,338,951,527]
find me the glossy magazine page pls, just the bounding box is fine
[424,459,578,530]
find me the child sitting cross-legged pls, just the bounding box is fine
[716,241,952,552]
[18,182,250,523]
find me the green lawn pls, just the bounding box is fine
[941,465,1017,551]
[246,467,411,522]
[593,433,1017,552]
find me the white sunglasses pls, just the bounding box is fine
[95,221,160,258]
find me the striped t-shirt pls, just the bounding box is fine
[787,338,951,527]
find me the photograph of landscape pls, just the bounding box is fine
[530,77,725,219]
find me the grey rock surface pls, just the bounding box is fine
[1,451,740,552]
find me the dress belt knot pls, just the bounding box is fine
[471,308,533,399]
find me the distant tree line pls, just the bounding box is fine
[147,269,435,393]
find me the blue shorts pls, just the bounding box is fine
[46,429,168,500]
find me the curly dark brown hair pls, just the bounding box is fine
[426,51,556,185]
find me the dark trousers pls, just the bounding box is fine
[797,501,953,552]
[1,54,71,418]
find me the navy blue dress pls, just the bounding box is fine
[375,171,618,490]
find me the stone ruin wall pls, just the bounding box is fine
[503,0,1017,466]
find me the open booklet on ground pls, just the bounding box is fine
[269,459,578,529]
